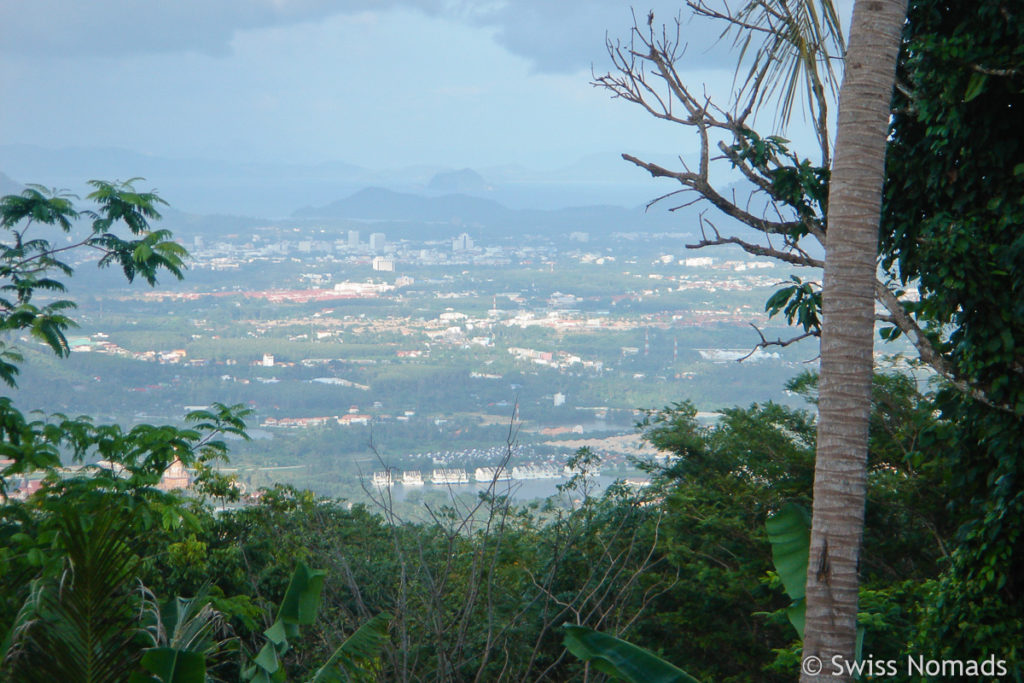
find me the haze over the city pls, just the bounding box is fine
[0,0,850,215]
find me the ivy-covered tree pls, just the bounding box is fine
[883,0,1024,668]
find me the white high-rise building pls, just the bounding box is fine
[452,233,473,251]
[347,230,360,247]
[369,232,386,251]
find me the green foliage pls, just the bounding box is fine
[2,509,147,683]
[633,372,949,680]
[133,649,208,683]
[884,3,1024,402]
[635,401,812,681]
[308,613,390,683]
[763,276,821,334]
[244,562,326,682]
[0,180,258,681]
[0,399,250,502]
[134,583,241,683]
[765,504,811,637]
[730,130,830,229]
[0,180,185,387]
[561,503,832,682]
[881,1,1024,672]
[562,624,700,683]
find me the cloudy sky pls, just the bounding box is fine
[0,0,824,173]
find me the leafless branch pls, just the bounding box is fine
[686,227,824,268]
[739,323,819,361]
[622,153,806,236]
[971,64,1020,77]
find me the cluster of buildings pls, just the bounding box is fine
[507,346,604,372]
[65,334,192,366]
[185,225,582,272]
[0,457,197,502]
[261,406,372,429]
[370,461,596,488]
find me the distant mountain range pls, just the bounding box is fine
[1,145,769,242]
[0,144,672,217]
[292,186,699,239]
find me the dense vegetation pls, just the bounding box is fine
[2,0,1023,680]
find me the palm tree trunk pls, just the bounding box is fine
[800,0,908,680]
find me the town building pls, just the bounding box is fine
[372,256,395,272]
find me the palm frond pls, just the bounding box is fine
[3,509,146,683]
[136,584,240,683]
[696,0,845,161]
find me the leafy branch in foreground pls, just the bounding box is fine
[0,180,186,387]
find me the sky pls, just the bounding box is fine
[0,0,831,173]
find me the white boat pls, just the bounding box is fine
[563,465,603,478]
[430,468,469,484]
[474,466,512,482]
[400,470,424,486]
[511,465,560,480]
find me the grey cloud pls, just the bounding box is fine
[0,0,394,58]
[471,1,739,73]
[0,0,738,73]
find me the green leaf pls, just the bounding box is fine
[138,648,207,683]
[787,599,806,638]
[276,561,327,627]
[243,562,326,682]
[263,620,288,648]
[766,503,811,637]
[766,503,810,601]
[309,613,391,682]
[562,624,701,683]
[963,72,987,102]
[5,509,145,682]
[252,642,282,674]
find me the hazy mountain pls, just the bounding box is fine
[293,186,702,239]
[427,168,490,194]
[0,145,748,230]
[0,144,668,216]
[294,187,508,223]
[0,144,380,217]
[0,171,24,196]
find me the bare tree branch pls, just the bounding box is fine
[622,153,806,236]
[739,323,820,361]
[686,231,824,268]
